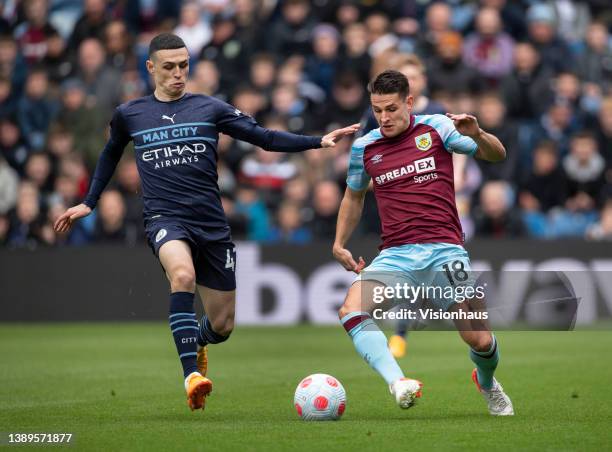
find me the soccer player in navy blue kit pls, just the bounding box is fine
[54,34,359,411]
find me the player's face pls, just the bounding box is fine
[147,47,190,99]
[371,93,413,137]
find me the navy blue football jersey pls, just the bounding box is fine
[84,93,321,234]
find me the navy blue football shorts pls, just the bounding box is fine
[144,219,236,291]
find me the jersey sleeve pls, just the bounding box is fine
[83,108,131,209]
[419,114,478,156]
[346,139,371,192]
[214,99,321,152]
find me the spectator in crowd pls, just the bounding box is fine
[474,92,519,182]
[235,186,272,242]
[56,152,89,201]
[24,151,53,194]
[76,38,122,114]
[415,2,453,59]
[546,0,591,46]
[0,34,26,93]
[0,76,17,117]
[308,180,341,239]
[314,71,366,132]
[220,195,248,239]
[234,0,266,57]
[124,0,180,34]
[427,31,483,97]
[594,96,612,167]
[7,181,44,248]
[13,0,57,65]
[526,3,573,73]
[104,20,135,72]
[530,100,578,159]
[249,53,277,100]
[501,41,554,120]
[199,12,246,94]
[577,21,612,90]
[478,0,527,40]
[269,83,311,134]
[474,180,526,238]
[17,68,57,150]
[42,30,72,83]
[268,201,312,244]
[174,1,212,57]
[463,7,515,85]
[563,132,606,212]
[519,140,568,213]
[268,0,316,58]
[93,189,132,244]
[69,0,109,51]
[305,23,341,97]
[339,23,371,85]
[187,60,221,97]
[54,78,106,169]
[0,117,29,174]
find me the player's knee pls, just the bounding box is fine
[170,267,196,291]
[339,287,362,319]
[338,300,360,320]
[211,315,234,338]
[471,333,493,352]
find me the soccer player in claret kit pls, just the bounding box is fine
[54,34,358,411]
[333,70,514,415]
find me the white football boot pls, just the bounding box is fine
[472,369,514,416]
[389,377,423,409]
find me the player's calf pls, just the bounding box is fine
[339,282,422,408]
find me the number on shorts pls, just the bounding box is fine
[442,260,468,286]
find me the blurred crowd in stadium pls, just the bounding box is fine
[0,0,610,248]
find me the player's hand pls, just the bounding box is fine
[446,113,481,138]
[321,123,360,148]
[53,203,92,234]
[333,245,366,273]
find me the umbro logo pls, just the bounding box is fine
[233,109,242,116]
[162,114,176,124]
[370,154,383,164]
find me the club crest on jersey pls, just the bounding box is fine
[370,154,383,164]
[415,132,432,151]
[155,228,167,243]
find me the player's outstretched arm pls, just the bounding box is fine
[446,113,506,162]
[333,187,367,273]
[215,100,359,152]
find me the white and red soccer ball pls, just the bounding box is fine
[294,373,346,421]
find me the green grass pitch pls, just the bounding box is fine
[1,324,611,451]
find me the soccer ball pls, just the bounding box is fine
[294,373,346,421]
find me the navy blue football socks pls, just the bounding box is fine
[197,315,230,346]
[168,292,199,378]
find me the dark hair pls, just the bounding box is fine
[368,70,410,98]
[148,33,186,58]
